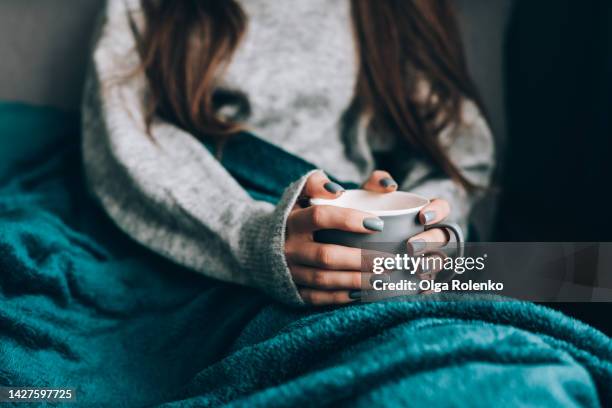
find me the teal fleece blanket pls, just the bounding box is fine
[0,102,611,407]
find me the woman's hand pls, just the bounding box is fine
[286,171,398,305]
[285,170,452,305]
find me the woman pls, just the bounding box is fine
[82,0,494,306]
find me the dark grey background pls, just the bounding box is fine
[0,0,101,110]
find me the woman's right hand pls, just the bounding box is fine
[285,171,392,305]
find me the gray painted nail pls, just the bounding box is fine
[423,211,436,224]
[409,239,426,253]
[363,218,384,232]
[324,182,344,194]
[349,290,362,299]
[379,177,398,188]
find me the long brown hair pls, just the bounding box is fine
[137,0,485,190]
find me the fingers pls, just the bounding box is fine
[303,171,345,199]
[286,242,363,270]
[362,170,398,193]
[407,229,450,254]
[417,198,450,225]
[292,265,368,290]
[288,205,383,234]
[298,288,355,305]
[407,199,452,254]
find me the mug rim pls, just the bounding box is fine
[309,189,429,217]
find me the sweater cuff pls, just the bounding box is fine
[242,170,318,305]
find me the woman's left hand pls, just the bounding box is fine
[362,170,451,254]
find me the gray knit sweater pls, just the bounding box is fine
[82,0,494,305]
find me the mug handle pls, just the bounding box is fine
[424,222,465,259]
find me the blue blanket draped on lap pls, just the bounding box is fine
[0,102,610,407]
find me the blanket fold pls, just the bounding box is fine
[0,102,610,407]
[204,131,358,204]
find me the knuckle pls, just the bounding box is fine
[352,273,362,288]
[312,271,329,287]
[309,291,324,305]
[333,291,347,303]
[310,206,325,227]
[316,246,334,268]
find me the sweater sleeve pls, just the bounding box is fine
[400,100,495,234]
[81,0,307,305]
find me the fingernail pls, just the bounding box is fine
[408,239,426,253]
[349,290,362,299]
[423,211,436,224]
[370,274,390,285]
[379,177,398,188]
[324,182,344,194]
[363,218,384,232]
